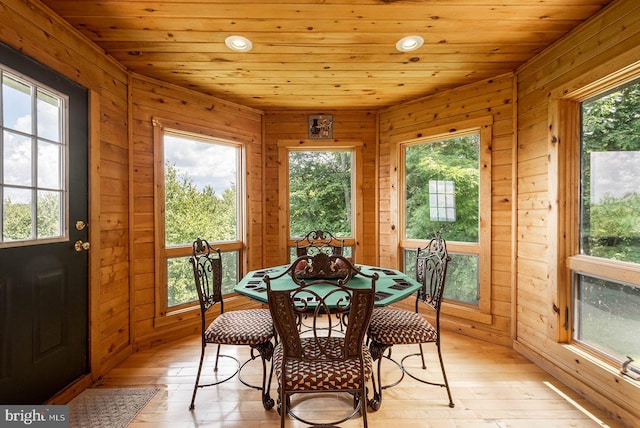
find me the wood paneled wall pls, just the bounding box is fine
[515,0,640,424]
[377,73,516,346]
[129,75,264,349]
[0,0,131,379]
[262,111,378,267]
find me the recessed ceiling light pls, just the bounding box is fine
[225,35,253,52]
[396,35,424,52]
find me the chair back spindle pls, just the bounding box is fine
[190,237,223,315]
[294,229,345,257]
[415,236,450,314]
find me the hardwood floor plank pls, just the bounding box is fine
[96,332,626,427]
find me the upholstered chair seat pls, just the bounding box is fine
[273,338,373,391]
[204,309,274,346]
[368,309,437,345]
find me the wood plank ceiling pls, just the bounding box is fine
[40,0,614,110]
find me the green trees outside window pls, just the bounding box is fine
[403,134,481,305]
[1,70,64,244]
[289,150,352,238]
[163,133,240,307]
[575,78,640,364]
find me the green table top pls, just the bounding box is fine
[234,264,420,307]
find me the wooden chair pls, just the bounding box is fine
[264,252,378,427]
[294,229,345,257]
[367,236,454,410]
[188,238,275,410]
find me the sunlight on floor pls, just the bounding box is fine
[544,381,609,427]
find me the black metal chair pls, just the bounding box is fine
[188,238,275,410]
[294,229,345,257]
[367,236,454,410]
[264,252,378,427]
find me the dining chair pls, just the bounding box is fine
[188,238,275,411]
[366,236,454,410]
[294,229,345,257]
[264,252,378,427]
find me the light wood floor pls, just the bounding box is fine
[99,331,625,427]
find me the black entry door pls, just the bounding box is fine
[0,43,89,404]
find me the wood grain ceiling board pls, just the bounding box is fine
[40,0,614,110]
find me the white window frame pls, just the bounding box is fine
[0,66,68,248]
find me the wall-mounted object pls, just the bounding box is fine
[308,114,333,139]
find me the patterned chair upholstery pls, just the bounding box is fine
[367,236,454,410]
[264,252,378,427]
[189,238,275,411]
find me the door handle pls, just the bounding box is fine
[74,240,90,252]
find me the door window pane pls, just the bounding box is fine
[2,74,32,133]
[38,140,62,189]
[3,187,32,241]
[37,90,61,142]
[37,190,62,238]
[289,150,352,238]
[3,130,32,186]
[1,69,66,245]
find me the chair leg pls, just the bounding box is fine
[213,343,222,371]
[418,342,427,369]
[361,387,368,428]
[436,341,455,408]
[368,350,384,411]
[258,344,275,410]
[189,339,206,410]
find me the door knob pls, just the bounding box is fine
[74,240,90,252]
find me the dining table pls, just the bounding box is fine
[234,263,421,307]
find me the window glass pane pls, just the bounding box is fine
[3,130,32,186]
[404,134,479,242]
[289,150,352,238]
[167,255,198,307]
[38,140,61,189]
[164,134,238,246]
[37,89,61,142]
[1,69,66,245]
[403,249,479,305]
[574,274,640,363]
[3,187,33,241]
[220,251,239,295]
[581,80,640,263]
[2,74,32,133]
[37,190,62,238]
[445,253,479,304]
[167,250,239,307]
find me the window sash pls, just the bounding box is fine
[153,119,245,319]
[396,119,492,323]
[0,67,68,247]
